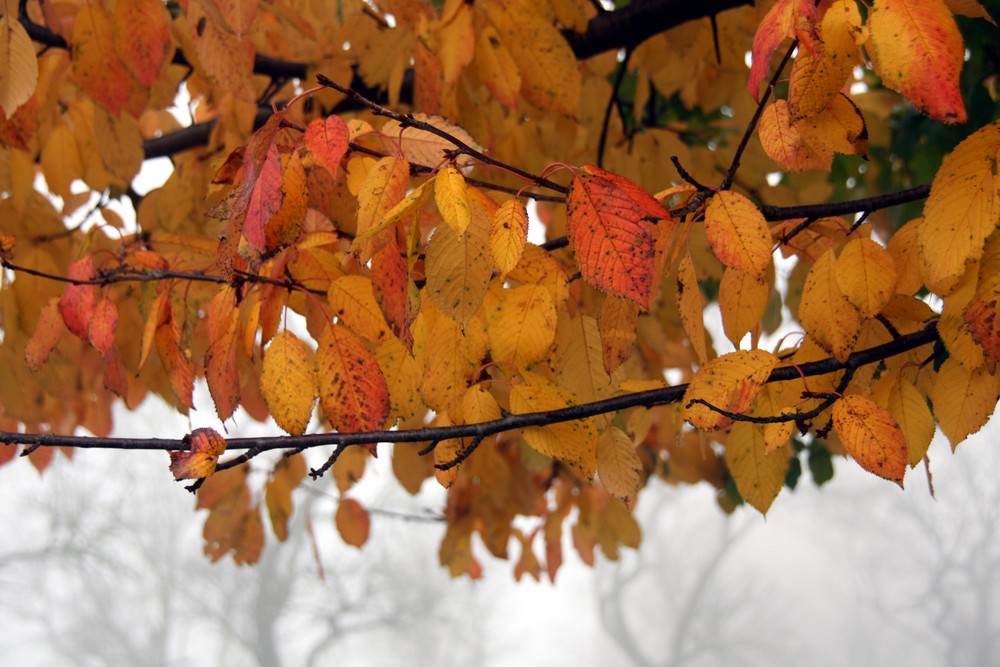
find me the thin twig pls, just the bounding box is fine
[598,48,634,168]
[435,437,484,471]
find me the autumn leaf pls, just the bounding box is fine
[475,25,521,108]
[265,454,307,542]
[488,285,556,368]
[868,0,966,123]
[490,199,529,274]
[112,0,173,86]
[57,257,96,341]
[305,115,350,179]
[435,165,472,234]
[798,249,862,361]
[836,238,897,318]
[87,299,118,357]
[355,155,409,258]
[683,350,778,431]
[170,428,227,480]
[597,427,643,503]
[786,1,860,120]
[380,115,481,168]
[965,273,1000,372]
[918,120,1000,293]
[566,166,665,309]
[0,14,38,117]
[832,395,907,485]
[704,190,773,278]
[872,371,935,467]
[71,3,132,115]
[335,497,371,548]
[758,100,831,172]
[931,358,998,450]
[677,254,710,365]
[726,421,791,513]
[25,299,63,371]
[747,0,816,100]
[261,331,317,436]
[719,268,769,346]
[317,323,390,433]
[598,296,638,373]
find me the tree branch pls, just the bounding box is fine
[0,322,939,454]
[761,184,932,222]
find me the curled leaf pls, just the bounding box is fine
[170,428,227,480]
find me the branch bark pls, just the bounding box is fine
[0,322,939,454]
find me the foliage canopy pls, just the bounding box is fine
[1,0,999,578]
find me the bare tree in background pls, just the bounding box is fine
[0,451,490,667]
[596,486,799,667]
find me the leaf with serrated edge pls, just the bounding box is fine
[704,191,772,278]
[262,331,317,436]
[836,237,897,318]
[798,249,862,361]
[683,350,778,431]
[598,426,642,503]
[490,199,529,274]
[0,15,38,117]
[720,268,769,346]
[726,421,790,513]
[832,394,907,485]
[931,358,998,450]
[488,285,556,368]
[317,323,390,433]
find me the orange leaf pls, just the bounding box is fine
[355,155,409,259]
[747,0,816,100]
[787,1,860,120]
[305,115,349,179]
[868,0,966,123]
[71,3,132,115]
[965,273,1000,372]
[380,115,481,169]
[112,0,173,86]
[371,236,418,349]
[261,331,317,436]
[832,394,907,485]
[566,166,662,309]
[719,268,769,346]
[677,254,709,365]
[87,299,118,357]
[155,312,195,409]
[57,257,96,341]
[335,497,371,548]
[317,323,390,433]
[764,413,796,454]
[758,100,832,172]
[872,371,935,466]
[25,299,63,371]
[683,350,779,431]
[264,454,307,542]
[0,14,38,117]
[169,428,227,480]
[931,358,998,449]
[704,190,773,278]
[598,295,638,373]
[204,287,241,421]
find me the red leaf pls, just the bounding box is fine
[87,299,118,357]
[155,312,194,409]
[747,0,816,100]
[305,115,349,179]
[244,144,283,251]
[204,287,241,421]
[371,235,417,350]
[566,166,661,309]
[317,323,391,433]
[57,257,96,340]
[170,428,227,480]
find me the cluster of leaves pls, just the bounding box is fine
[0,0,998,579]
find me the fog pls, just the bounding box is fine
[2,398,998,667]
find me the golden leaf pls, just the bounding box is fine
[931,358,998,450]
[726,421,790,514]
[170,428,227,480]
[261,331,317,436]
[683,350,779,431]
[490,199,529,274]
[832,394,907,485]
[835,237,897,318]
[704,190,773,278]
[488,284,556,368]
[719,268,769,346]
[798,249,862,361]
[435,165,472,234]
[597,426,643,503]
[0,15,38,117]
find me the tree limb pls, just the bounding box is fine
[0,322,939,454]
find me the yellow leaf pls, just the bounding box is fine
[869,0,966,123]
[484,0,580,115]
[597,426,643,503]
[872,371,935,466]
[798,249,862,361]
[598,295,638,373]
[462,383,503,423]
[683,350,779,431]
[886,217,924,296]
[376,337,423,422]
[509,372,598,480]
[490,199,529,274]
[415,303,489,413]
[797,93,868,157]
[787,2,859,120]
[435,165,472,234]
[0,15,38,117]
[835,237,897,317]
[764,412,796,454]
[918,120,1000,293]
[704,190,773,278]
[381,114,482,168]
[832,394,908,485]
[355,155,410,259]
[719,268,769,346]
[475,25,522,108]
[555,310,613,404]
[425,188,493,325]
[261,331,317,436]
[438,2,475,86]
[353,177,433,245]
[965,273,1000,372]
[931,358,998,450]
[725,421,790,514]
[327,275,391,344]
[489,284,556,368]
[677,254,710,365]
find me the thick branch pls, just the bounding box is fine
[760,184,932,221]
[0,322,939,454]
